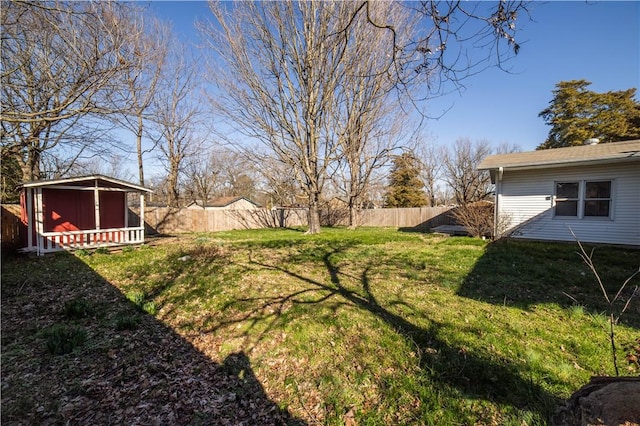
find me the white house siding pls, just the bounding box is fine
[498,162,640,246]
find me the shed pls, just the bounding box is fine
[478,139,640,246]
[20,175,152,255]
[186,196,260,210]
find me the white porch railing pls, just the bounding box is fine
[37,227,145,254]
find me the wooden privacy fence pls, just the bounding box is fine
[1,204,25,251]
[358,206,454,230]
[131,205,454,234]
[2,204,455,249]
[131,207,309,234]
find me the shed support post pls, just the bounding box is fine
[94,180,100,230]
[35,187,44,255]
[26,188,33,250]
[139,192,145,241]
[124,192,129,229]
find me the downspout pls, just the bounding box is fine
[494,167,503,239]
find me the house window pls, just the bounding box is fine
[555,182,579,216]
[554,180,613,219]
[584,181,611,217]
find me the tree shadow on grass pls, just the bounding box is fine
[214,243,560,422]
[0,252,304,425]
[456,239,640,328]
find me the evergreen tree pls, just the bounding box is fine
[384,152,427,207]
[1,154,22,203]
[538,80,640,149]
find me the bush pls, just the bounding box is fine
[43,324,87,355]
[142,301,158,316]
[125,290,159,315]
[126,289,146,307]
[319,205,349,227]
[452,201,494,238]
[62,298,92,319]
[114,313,140,331]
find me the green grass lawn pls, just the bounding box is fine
[2,227,639,425]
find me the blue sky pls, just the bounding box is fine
[425,1,640,151]
[148,1,639,153]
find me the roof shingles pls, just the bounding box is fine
[478,139,640,170]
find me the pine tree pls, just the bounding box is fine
[1,154,22,203]
[538,80,640,149]
[384,152,427,207]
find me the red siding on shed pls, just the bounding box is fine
[99,191,125,229]
[42,189,95,232]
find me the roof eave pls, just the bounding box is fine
[478,156,640,171]
[21,174,153,193]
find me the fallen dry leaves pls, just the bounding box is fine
[1,253,303,425]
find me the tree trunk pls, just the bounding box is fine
[348,196,358,230]
[137,113,145,186]
[21,142,41,181]
[307,192,321,234]
[168,170,179,208]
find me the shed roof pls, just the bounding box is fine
[478,139,640,171]
[22,174,152,192]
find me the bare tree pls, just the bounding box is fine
[145,175,170,206]
[149,47,202,208]
[359,171,389,209]
[333,1,530,99]
[183,152,220,205]
[1,1,137,181]
[67,154,136,182]
[416,141,446,207]
[441,138,494,237]
[402,1,529,96]
[110,13,169,186]
[330,2,417,228]
[495,141,522,155]
[213,150,256,198]
[183,147,262,205]
[442,138,492,205]
[201,1,415,234]
[254,154,306,208]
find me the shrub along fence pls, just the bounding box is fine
[1,204,455,249]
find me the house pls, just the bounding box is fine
[20,175,152,255]
[478,139,640,246]
[185,196,260,210]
